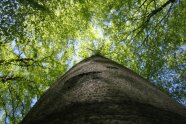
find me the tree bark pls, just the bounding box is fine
[20,55,186,124]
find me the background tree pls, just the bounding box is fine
[0,0,186,123]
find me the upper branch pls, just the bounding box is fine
[146,0,175,22]
[0,58,34,65]
[18,0,50,12]
[0,76,22,83]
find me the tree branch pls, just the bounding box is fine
[0,58,34,65]
[18,0,50,12]
[131,0,175,37]
[0,76,23,83]
[146,0,175,22]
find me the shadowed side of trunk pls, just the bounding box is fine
[20,55,186,124]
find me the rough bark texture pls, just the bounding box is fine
[20,55,186,124]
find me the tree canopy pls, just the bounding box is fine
[0,0,186,123]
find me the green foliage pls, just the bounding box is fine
[0,0,186,123]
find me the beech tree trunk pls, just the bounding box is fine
[20,55,186,124]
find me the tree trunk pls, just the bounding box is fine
[20,55,186,124]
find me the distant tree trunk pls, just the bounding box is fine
[20,55,186,124]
